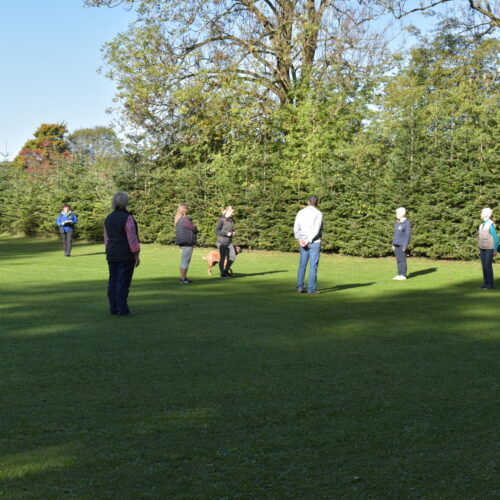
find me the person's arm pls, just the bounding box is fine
[183,217,198,233]
[71,214,77,225]
[215,218,226,236]
[56,215,63,227]
[490,224,499,253]
[294,213,307,247]
[125,216,140,254]
[293,214,302,240]
[402,220,411,250]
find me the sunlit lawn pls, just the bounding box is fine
[0,236,498,499]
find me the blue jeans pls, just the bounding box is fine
[107,261,135,315]
[297,242,321,293]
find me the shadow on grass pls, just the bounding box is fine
[408,267,438,278]
[320,282,375,293]
[70,252,106,257]
[0,237,98,261]
[0,266,498,497]
[231,269,289,278]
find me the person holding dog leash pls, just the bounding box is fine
[216,206,237,278]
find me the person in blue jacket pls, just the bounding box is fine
[478,207,498,290]
[56,204,77,257]
[392,207,411,280]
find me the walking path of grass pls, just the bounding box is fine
[0,237,498,499]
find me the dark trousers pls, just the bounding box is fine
[394,245,407,276]
[107,261,135,315]
[61,231,73,256]
[480,249,494,288]
[218,244,233,275]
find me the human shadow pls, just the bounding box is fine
[71,252,106,257]
[229,270,289,278]
[0,237,97,261]
[319,282,375,293]
[408,267,438,278]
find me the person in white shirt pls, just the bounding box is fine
[293,196,323,294]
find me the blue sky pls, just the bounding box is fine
[0,0,135,159]
[0,1,441,161]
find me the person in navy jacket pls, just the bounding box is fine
[56,204,77,256]
[392,207,411,280]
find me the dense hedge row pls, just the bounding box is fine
[0,33,498,260]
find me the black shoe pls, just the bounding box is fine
[297,288,305,293]
[179,278,193,284]
[117,311,137,316]
[221,273,231,279]
[308,290,321,295]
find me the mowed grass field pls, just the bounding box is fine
[0,236,498,499]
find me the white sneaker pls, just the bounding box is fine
[393,275,400,280]
[393,275,407,280]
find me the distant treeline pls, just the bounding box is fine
[0,31,498,260]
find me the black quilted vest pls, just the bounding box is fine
[105,210,137,262]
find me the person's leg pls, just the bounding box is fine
[481,249,494,287]
[62,231,68,255]
[395,246,406,277]
[400,247,407,277]
[219,244,229,276]
[297,244,309,291]
[66,230,73,256]
[225,243,236,273]
[307,242,321,293]
[180,246,193,282]
[480,249,487,285]
[107,262,119,314]
[116,261,135,315]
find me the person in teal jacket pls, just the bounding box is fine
[56,204,77,256]
[478,207,498,289]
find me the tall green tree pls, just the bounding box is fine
[85,0,390,143]
[377,28,499,259]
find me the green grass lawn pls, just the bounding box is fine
[0,236,498,499]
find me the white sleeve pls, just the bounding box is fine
[293,213,301,240]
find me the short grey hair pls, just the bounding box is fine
[396,207,406,217]
[112,191,129,211]
[481,207,492,218]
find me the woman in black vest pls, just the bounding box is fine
[174,203,198,284]
[104,192,140,316]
